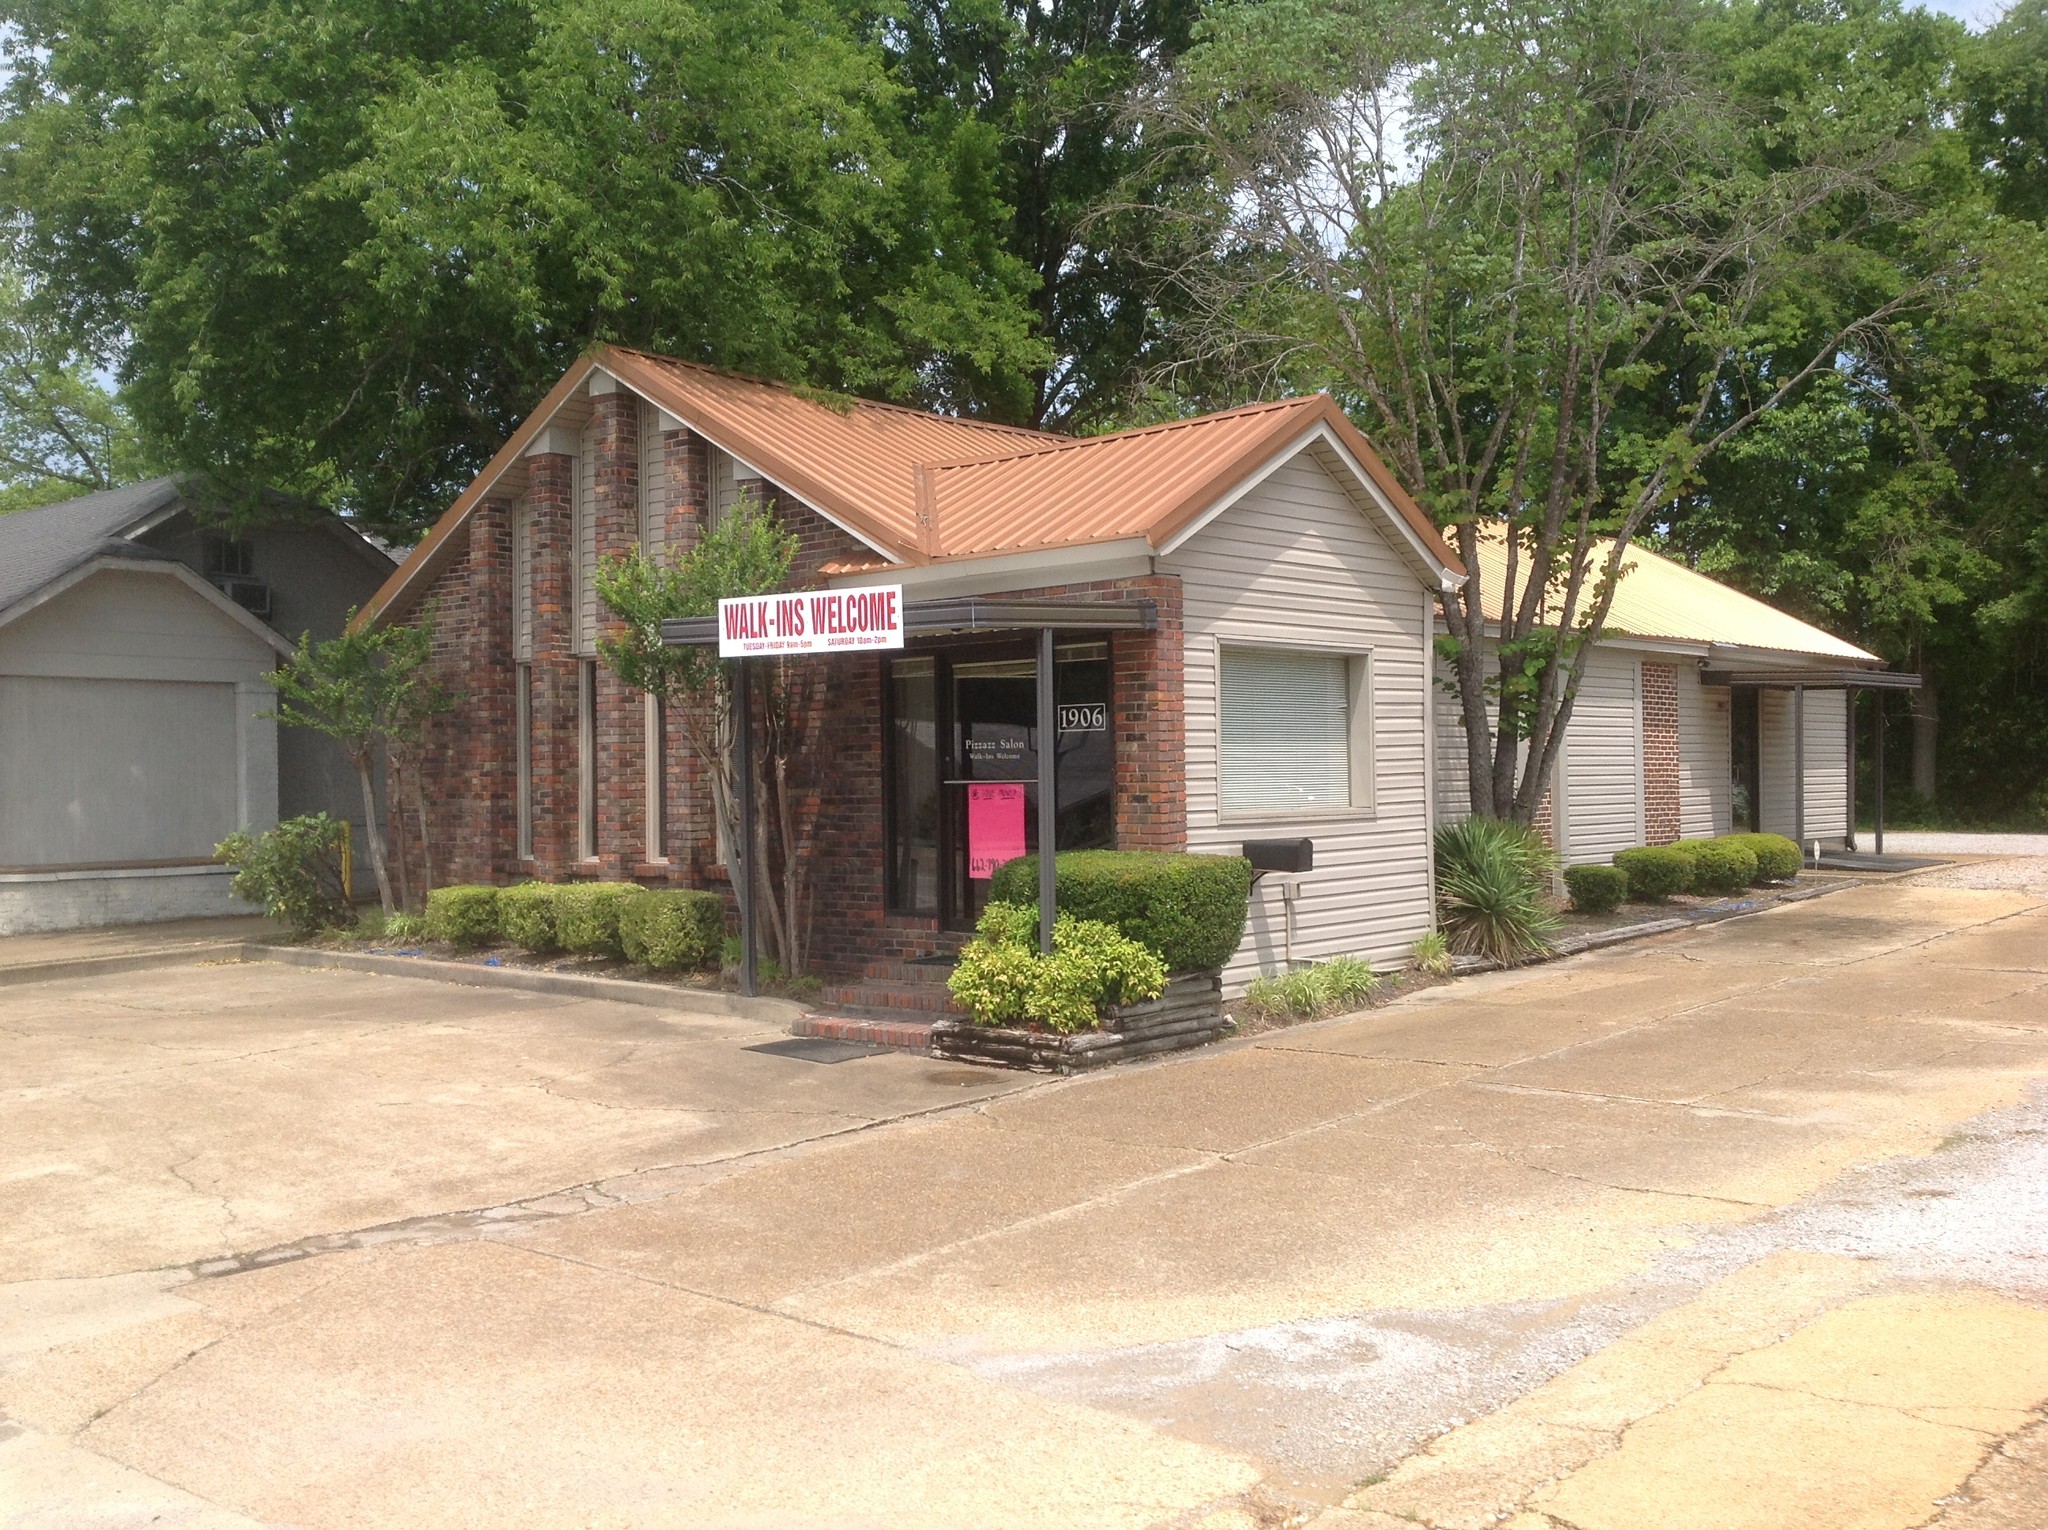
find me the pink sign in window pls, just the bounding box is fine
[967,784,1027,879]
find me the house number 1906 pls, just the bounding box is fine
[1058,703,1107,732]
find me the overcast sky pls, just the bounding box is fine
[1929,0,2012,28]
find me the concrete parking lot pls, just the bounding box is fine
[3,867,2047,1529]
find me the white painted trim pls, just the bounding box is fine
[0,863,233,885]
[0,556,295,656]
[653,407,684,433]
[827,540,1156,597]
[587,372,622,395]
[526,424,580,457]
[1422,587,1438,920]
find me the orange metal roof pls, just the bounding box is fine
[360,346,1462,628]
[1469,528,1878,662]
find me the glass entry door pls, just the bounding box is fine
[885,641,1113,927]
[1730,687,1762,832]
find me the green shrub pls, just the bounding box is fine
[947,901,1167,1033]
[499,882,560,953]
[1564,863,1630,914]
[1614,845,1693,901]
[1434,816,1559,963]
[381,912,426,943]
[988,851,1252,972]
[553,883,645,957]
[1690,840,1758,896]
[1410,930,1452,976]
[423,885,501,947]
[1718,832,1801,882]
[215,814,353,936]
[619,889,725,971]
[1316,954,1382,1010]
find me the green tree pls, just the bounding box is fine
[0,269,146,513]
[596,494,826,971]
[1130,0,1970,823]
[0,0,1044,537]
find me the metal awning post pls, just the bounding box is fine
[1845,688,1858,852]
[734,658,759,997]
[1036,626,1057,954]
[1794,684,1806,859]
[1875,688,1887,856]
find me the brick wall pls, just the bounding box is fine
[1642,661,1681,845]
[587,391,644,876]
[410,497,515,889]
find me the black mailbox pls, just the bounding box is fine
[1242,838,1314,874]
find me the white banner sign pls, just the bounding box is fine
[717,585,905,658]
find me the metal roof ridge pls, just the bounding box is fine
[920,396,1326,476]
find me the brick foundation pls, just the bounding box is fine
[1642,662,1681,845]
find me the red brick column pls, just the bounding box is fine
[525,452,578,876]
[587,390,643,875]
[1642,662,1681,844]
[411,496,516,888]
[1110,575,1188,850]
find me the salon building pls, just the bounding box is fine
[360,346,1896,989]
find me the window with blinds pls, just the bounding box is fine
[1220,646,1364,814]
[575,423,598,654]
[512,504,533,661]
[639,400,667,558]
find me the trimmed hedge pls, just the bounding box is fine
[554,883,645,957]
[1691,840,1758,896]
[988,850,1252,973]
[1614,845,1692,901]
[499,882,560,953]
[1719,832,1801,882]
[1564,864,1629,914]
[423,884,501,947]
[620,889,725,971]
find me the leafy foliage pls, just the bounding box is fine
[0,267,148,513]
[1410,930,1453,977]
[1244,955,1381,1021]
[619,889,726,972]
[423,885,501,947]
[1563,864,1630,915]
[1690,841,1758,897]
[498,883,561,954]
[987,850,1252,973]
[551,883,645,958]
[216,813,353,936]
[1613,846,1694,902]
[947,901,1167,1033]
[1718,833,1802,883]
[1434,817,1560,963]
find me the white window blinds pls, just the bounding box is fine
[1220,647,1352,813]
[640,400,667,558]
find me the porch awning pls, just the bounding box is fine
[660,596,1156,648]
[1700,667,1921,690]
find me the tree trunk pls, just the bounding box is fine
[353,753,396,915]
[1910,664,1937,801]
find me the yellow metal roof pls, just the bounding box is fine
[1472,530,1876,663]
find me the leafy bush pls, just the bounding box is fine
[215,813,353,936]
[553,883,645,957]
[947,901,1167,1033]
[424,885,500,947]
[1564,863,1630,914]
[1434,816,1559,963]
[380,912,427,943]
[1690,840,1758,896]
[499,883,560,953]
[1614,845,1692,901]
[988,851,1252,972]
[619,889,725,971]
[1410,930,1453,976]
[1719,832,1801,882]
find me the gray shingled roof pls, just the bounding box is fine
[0,478,185,616]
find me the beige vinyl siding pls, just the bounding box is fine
[1760,687,1848,845]
[0,567,277,684]
[639,399,667,559]
[1434,656,1475,823]
[1678,673,1732,837]
[708,445,742,526]
[1555,647,1643,865]
[575,423,598,655]
[1166,448,1435,992]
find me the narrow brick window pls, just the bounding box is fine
[516,663,533,861]
[645,691,666,864]
[578,659,598,861]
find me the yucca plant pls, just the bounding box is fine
[1434,816,1560,964]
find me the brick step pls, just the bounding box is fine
[793,1012,933,1052]
[860,959,956,986]
[819,983,961,1015]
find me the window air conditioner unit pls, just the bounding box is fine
[213,575,273,620]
